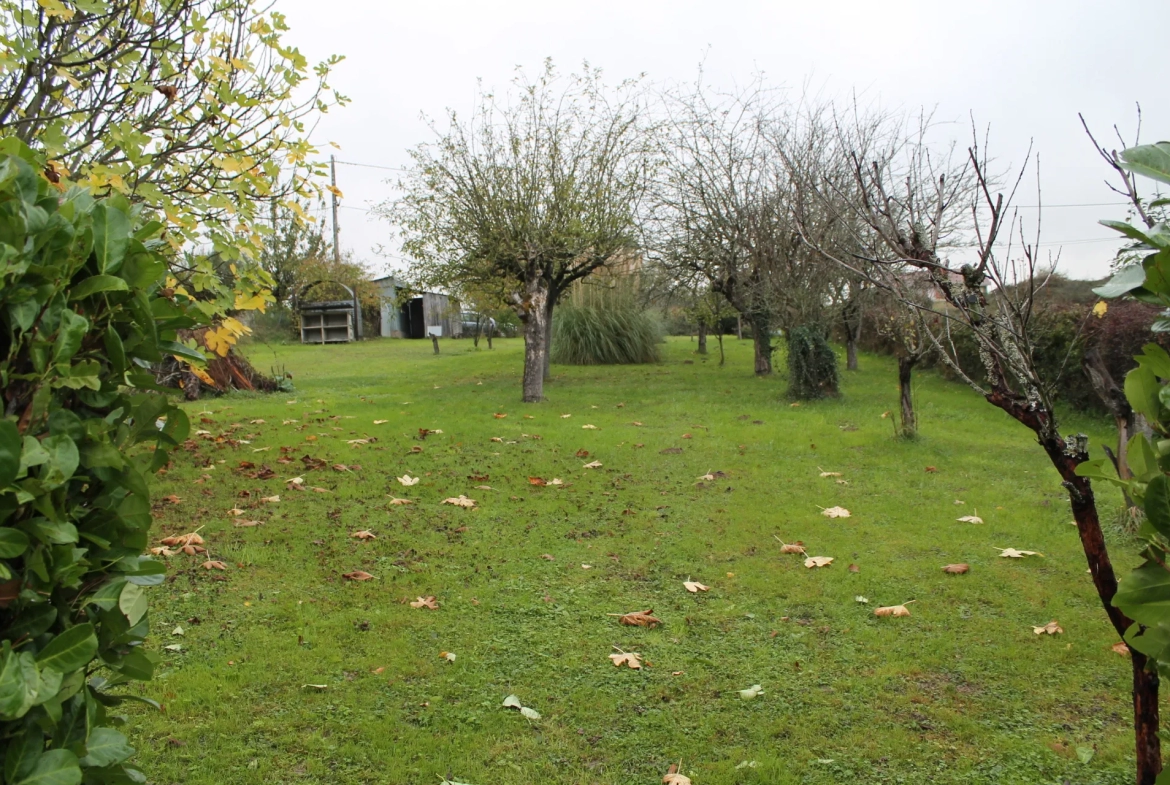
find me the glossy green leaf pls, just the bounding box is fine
[78,728,134,768]
[0,419,20,488]
[1125,366,1162,421]
[117,583,147,627]
[12,748,81,785]
[91,204,130,275]
[68,275,128,301]
[0,527,30,558]
[1121,142,1170,188]
[1093,262,1147,298]
[52,311,89,367]
[35,624,97,675]
[0,649,40,720]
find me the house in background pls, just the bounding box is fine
[374,276,463,339]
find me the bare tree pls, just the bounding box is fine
[800,115,1162,783]
[389,61,650,402]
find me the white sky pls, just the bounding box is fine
[277,0,1169,281]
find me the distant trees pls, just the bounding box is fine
[391,62,651,402]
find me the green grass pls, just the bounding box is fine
[128,336,1139,784]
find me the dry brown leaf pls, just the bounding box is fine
[260,495,280,503]
[925,466,938,473]
[774,538,807,555]
[582,460,603,469]
[493,413,507,419]
[233,520,263,528]
[149,546,177,557]
[490,437,503,443]
[663,764,692,785]
[874,600,915,617]
[1112,641,1131,656]
[528,477,547,486]
[804,556,833,568]
[616,609,662,628]
[160,533,204,547]
[180,544,206,555]
[201,560,227,571]
[351,530,377,540]
[160,494,181,505]
[410,596,439,609]
[942,563,970,574]
[540,554,555,561]
[821,506,851,518]
[342,570,374,581]
[848,563,859,573]
[608,650,643,669]
[818,468,842,478]
[682,580,710,593]
[442,495,476,508]
[228,507,245,516]
[1033,620,1064,635]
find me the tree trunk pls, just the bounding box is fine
[843,304,861,371]
[736,315,743,340]
[542,301,554,381]
[521,281,550,403]
[431,335,440,355]
[750,315,772,375]
[717,332,725,366]
[697,322,708,355]
[984,387,1162,784]
[846,339,858,372]
[897,356,916,437]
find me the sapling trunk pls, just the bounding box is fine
[697,321,707,355]
[521,281,551,403]
[897,355,916,438]
[750,314,772,375]
[846,338,858,371]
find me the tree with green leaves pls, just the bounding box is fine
[0,0,347,318]
[0,138,207,785]
[388,61,651,402]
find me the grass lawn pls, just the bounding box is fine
[128,335,1141,785]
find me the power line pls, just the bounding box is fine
[333,159,407,172]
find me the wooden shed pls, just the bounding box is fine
[374,277,461,339]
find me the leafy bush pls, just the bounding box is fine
[550,304,661,365]
[0,140,202,783]
[786,325,839,399]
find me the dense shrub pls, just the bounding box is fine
[786,325,839,399]
[0,140,203,783]
[551,304,662,365]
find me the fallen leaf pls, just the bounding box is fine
[387,497,413,505]
[561,413,572,418]
[681,433,692,439]
[582,461,603,469]
[582,424,599,430]
[540,554,555,561]
[997,547,1043,558]
[501,694,523,709]
[804,556,833,568]
[821,506,851,518]
[160,532,204,546]
[818,468,842,478]
[493,413,507,419]
[519,707,540,720]
[490,437,503,443]
[738,684,764,699]
[683,579,710,593]
[260,495,280,503]
[302,684,328,691]
[1033,620,1064,635]
[1112,641,1131,656]
[855,595,869,604]
[548,478,564,485]
[440,651,456,662]
[201,560,227,571]
[663,763,692,785]
[774,538,807,555]
[351,530,377,540]
[881,410,891,418]
[608,650,643,669]
[528,477,547,486]
[397,474,420,486]
[343,571,374,581]
[161,494,181,505]
[442,495,476,508]
[848,563,859,573]
[233,520,263,528]
[874,600,916,617]
[925,466,938,473]
[164,643,182,652]
[374,419,389,425]
[942,563,970,574]
[149,546,177,557]
[616,609,662,628]
[250,419,265,425]
[475,485,493,490]
[410,596,439,609]
[957,515,984,524]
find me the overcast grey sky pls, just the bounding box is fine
[277,0,1168,281]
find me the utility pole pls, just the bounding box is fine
[329,155,341,265]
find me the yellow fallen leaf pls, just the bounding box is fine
[997,547,1043,558]
[821,506,851,518]
[957,515,984,524]
[804,556,833,568]
[663,763,692,785]
[608,649,642,669]
[351,530,377,540]
[1033,620,1063,635]
[387,497,413,505]
[682,580,710,593]
[818,467,842,478]
[582,424,599,430]
[397,474,420,486]
[410,596,439,609]
[942,563,969,574]
[561,413,572,418]
[260,495,280,503]
[374,419,389,424]
[442,495,476,508]
[583,461,603,469]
